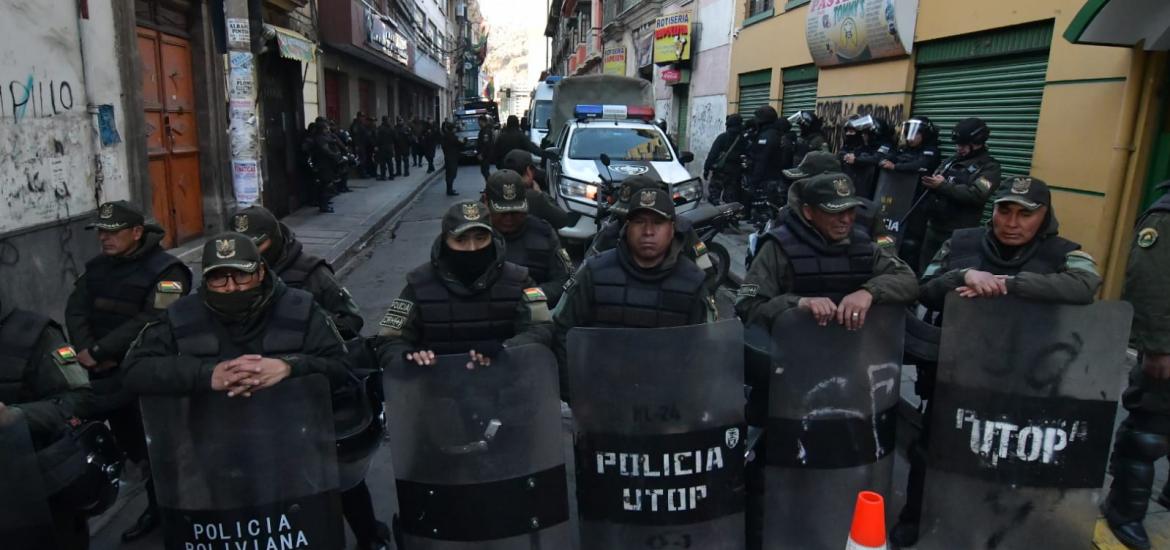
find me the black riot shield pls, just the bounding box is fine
[872,170,920,246]
[141,375,345,550]
[764,306,904,549]
[843,163,878,201]
[0,407,53,549]
[385,344,571,549]
[917,296,1133,549]
[568,320,747,550]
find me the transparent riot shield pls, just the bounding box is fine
[0,407,53,549]
[843,163,878,201]
[765,306,904,549]
[568,320,746,550]
[872,170,920,246]
[385,344,571,549]
[141,374,345,550]
[917,296,1133,549]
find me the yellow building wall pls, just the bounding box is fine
[726,0,1142,294]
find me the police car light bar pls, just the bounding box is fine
[545,75,563,85]
[574,104,656,121]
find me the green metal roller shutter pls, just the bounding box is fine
[738,70,772,120]
[781,65,818,118]
[912,23,1053,178]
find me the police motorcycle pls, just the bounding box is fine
[545,104,702,246]
[567,320,747,549]
[1,406,124,549]
[587,152,743,287]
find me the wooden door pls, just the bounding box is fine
[139,27,203,247]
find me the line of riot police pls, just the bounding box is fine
[2,125,1166,550]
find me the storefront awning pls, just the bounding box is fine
[1064,0,1170,50]
[267,24,317,63]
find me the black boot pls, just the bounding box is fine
[122,478,159,542]
[1103,424,1168,550]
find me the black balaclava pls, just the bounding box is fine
[444,243,496,287]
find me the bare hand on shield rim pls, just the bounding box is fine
[798,297,838,327]
[957,269,1009,298]
[879,160,895,170]
[466,350,491,370]
[836,289,874,331]
[1144,354,1170,380]
[921,174,945,189]
[211,355,291,397]
[406,350,437,366]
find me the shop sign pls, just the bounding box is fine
[604,46,627,75]
[805,0,918,67]
[653,11,692,64]
[364,7,409,66]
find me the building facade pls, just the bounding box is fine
[727,0,1165,296]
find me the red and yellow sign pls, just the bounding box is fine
[603,47,627,75]
[653,11,692,64]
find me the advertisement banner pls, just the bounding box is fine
[653,11,692,64]
[364,6,409,66]
[805,0,918,67]
[603,47,627,75]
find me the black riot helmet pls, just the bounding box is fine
[787,110,822,133]
[952,117,990,146]
[753,105,779,126]
[900,115,937,146]
[725,114,743,131]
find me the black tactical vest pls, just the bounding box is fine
[767,220,875,300]
[0,309,53,404]
[587,250,706,329]
[278,250,330,290]
[504,219,556,283]
[407,262,529,355]
[84,248,183,339]
[925,151,1001,229]
[946,228,1080,276]
[168,289,314,359]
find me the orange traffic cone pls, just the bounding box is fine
[846,491,888,550]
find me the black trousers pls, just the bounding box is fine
[377,156,395,179]
[445,159,459,192]
[396,154,410,177]
[899,361,938,525]
[341,481,382,545]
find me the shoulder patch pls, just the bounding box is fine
[1138,227,1159,249]
[52,345,78,366]
[693,241,708,256]
[389,299,414,316]
[924,150,936,156]
[379,311,407,330]
[876,235,897,249]
[967,164,980,174]
[523,287,548,302]
[974,177,992,194]
[157,281,184,293]
[737,284,759,298]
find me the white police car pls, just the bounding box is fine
[545,104,700,243]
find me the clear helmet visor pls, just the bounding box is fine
[901,119,923,143]
[787,111,808,126]
[847,114,876,132]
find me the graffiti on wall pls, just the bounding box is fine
[687,96,726,178]
[0,75,75,121]
[816,98,906,150]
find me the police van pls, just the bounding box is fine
[527,75,560,154]
[452,108,488,160]
[546,104,699,243]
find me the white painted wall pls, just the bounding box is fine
[0,0,132,233]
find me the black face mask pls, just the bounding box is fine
[843,132,861,147]
[204,285,267,321]
[445,244,495,286]
[260,235,285,267]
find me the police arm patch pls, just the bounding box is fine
[153,281,184,309]
[1138,227,1159,249]
[974,177,992,194]
[52,345,78,366]
[523,287,548,302]
[737,284,759,298]
[379,311,408,330]
[389,299,414,316]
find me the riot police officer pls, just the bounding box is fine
[231,206,363,338]
[375,201,553,369]
[483,170,573,306]
[123,232,351,394]
[892,176,1100,547]
[502,149,579,230]
[1,298,94,549]
[64,200,191,542]
[788,110,830,159]
[703,114,748,204]
[747,106,796,221]
[838,114,893,199]
[736,172,918,333]
[554,187,717,376]
[918,117,1002,269]
[878,115,942,270]
[1104,181,1170,550]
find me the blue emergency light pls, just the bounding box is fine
[545,75,563,85]
[574,104,655,122]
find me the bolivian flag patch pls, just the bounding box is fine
[694,241,708,256]
[157,281,184,293]
[53,346,78,366]
[523,287,547,302]
[876,235,896,249]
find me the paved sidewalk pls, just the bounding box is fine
[173,153,446,274]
